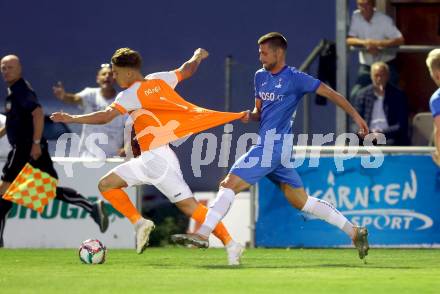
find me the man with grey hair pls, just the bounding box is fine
[352,61,409,145]
[426,49,440,165]
[347,0,405,98]
[0,55,109,247]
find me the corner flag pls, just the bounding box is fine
[2,163,58,213]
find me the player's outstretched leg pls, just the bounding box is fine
[56,187,109,233]
[171,190,236,249]
[172,174,246,245]
[282,184,369,261]
[172,199,244,265]
[99,172,155,254]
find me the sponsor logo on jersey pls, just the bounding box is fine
[144,86,161,96]
[259,91,284,101]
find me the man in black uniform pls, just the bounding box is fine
[0,55,109,247]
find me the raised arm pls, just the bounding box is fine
[50,106,120,125]
[177,48,209,81]
[52,81,83,105]
[316,83,369,136]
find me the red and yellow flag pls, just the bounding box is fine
[2,163,58,213]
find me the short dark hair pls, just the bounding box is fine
[111,48,142,69]
[257,32,288,50]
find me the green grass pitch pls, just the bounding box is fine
[0,248,439,293]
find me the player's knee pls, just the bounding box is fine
[219,178,234,190]
[219,175,243,193]
[98,177,114,193]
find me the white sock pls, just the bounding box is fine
[226,239,237,248]
[302,196,355,238]
[197,188,235,237]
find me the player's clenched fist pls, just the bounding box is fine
[194,48,209,61]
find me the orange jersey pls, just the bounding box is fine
[110,71,245,152]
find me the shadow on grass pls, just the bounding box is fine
[146,263,418,270]
[198,264,418,270]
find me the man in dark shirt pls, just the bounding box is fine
[0,55,109,247]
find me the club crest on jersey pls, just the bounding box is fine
[275,78,282,89]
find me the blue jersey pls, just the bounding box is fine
[429,88,440,118]
[229,66,320,188]
[254,66,320,144]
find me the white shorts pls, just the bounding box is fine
[111,145,192,203]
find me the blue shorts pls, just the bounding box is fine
[229,144,303,188]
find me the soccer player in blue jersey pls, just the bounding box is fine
[426,49,440,165]
[172,32,370,261]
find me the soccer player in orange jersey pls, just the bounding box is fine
[51,48,244,265]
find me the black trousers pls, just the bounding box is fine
[1,142,57,182]
[0,144,93,245]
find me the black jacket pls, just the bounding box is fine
[352,84,409,146]
[4,78,43,146]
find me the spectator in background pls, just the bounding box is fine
[352,62,409,145]
[53,64,125,158]
[0,114,11,157]
[426,49,440,166]
[0,55,108,247]
[347,0,405,99]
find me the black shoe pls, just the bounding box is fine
[91,200,109,233]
